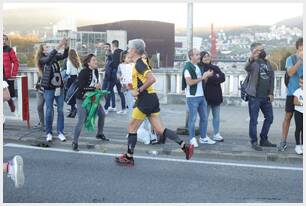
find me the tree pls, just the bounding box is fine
[8,33,41,67]
[267,47,295,70]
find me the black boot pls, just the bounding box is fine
[260,139,276,147]
[96,134,109,141]
[70,108,77,118]
[72,142,79,151]
[251,142,263,151]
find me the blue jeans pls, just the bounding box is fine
[102,81,115,108]
[187,96,208,140]
[248,96,273,144]
[207,105,221,135]
[104,81,126,110]
[44,88,64,135]
[124,90,135,117]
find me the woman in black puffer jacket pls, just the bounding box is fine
[35,38,69,142]
[198,51,225,142]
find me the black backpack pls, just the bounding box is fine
[41,62,63,89]
[240,73,250,102]
[284,55,297,87]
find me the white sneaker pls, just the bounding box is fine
[104,109,109,115]
[7,155,25,188]
[190,137,199,148]
[46,133,52,142]
[108,107,117,112]
[117,110,127,114]
[213,133,224,142]
[58,133,66,142]
[199,136,216,145]
[295,145,303,155]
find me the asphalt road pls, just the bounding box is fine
[3,145,303,203]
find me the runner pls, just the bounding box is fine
[3,155,25,188]
[115,39,194,166]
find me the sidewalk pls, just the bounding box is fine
[3,97,302,164]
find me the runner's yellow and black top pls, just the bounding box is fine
[132,58,155,94]
[132,58,160,120]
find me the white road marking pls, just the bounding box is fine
[4,143,302,171]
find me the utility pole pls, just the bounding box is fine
[185,0,194,128]
[186,0,193,58]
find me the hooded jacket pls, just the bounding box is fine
[3,45,19,79]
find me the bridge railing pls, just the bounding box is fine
[18,66,286,106]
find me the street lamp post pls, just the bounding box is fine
[177,0,193,135]
[185,0,193,128]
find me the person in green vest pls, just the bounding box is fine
[182,48,215,148]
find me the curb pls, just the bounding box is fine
[4,136,302,164]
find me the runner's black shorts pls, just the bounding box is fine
[132,92,160,120]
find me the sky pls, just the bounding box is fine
[3,2,303,27]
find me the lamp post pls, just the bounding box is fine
[177,0,194,135]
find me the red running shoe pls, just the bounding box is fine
[115,154,134,167]
[183,144,194,160]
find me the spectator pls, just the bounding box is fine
[36,39,68,142]
[117,50,133,116]
[34,56,54,132]
[73,54,108,151]
[293,75,303,155]
[2,67,15,113]
[66,49,82,118]
[182,48,215,148]
[2,69,15,125]
[3,34,19,110]
[102,43,116,112]
[279,38,303,151]
[104,40,126,114]
[244,42,276,151]
[34,67,46,131]
[198,51,225,142]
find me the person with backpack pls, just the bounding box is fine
[36,38,69,142]
[279,38,303,152]
[198,51,225,142]
[66,49,82,118]
[244,42,276,151]
[3,34,19,111]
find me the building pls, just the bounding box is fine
[174,36,203,61]
[78,20,175,67]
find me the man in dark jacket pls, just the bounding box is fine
[104,40,126,114]
[3,34,19,112]
[244,42,276,151]
[102,43,116,111]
